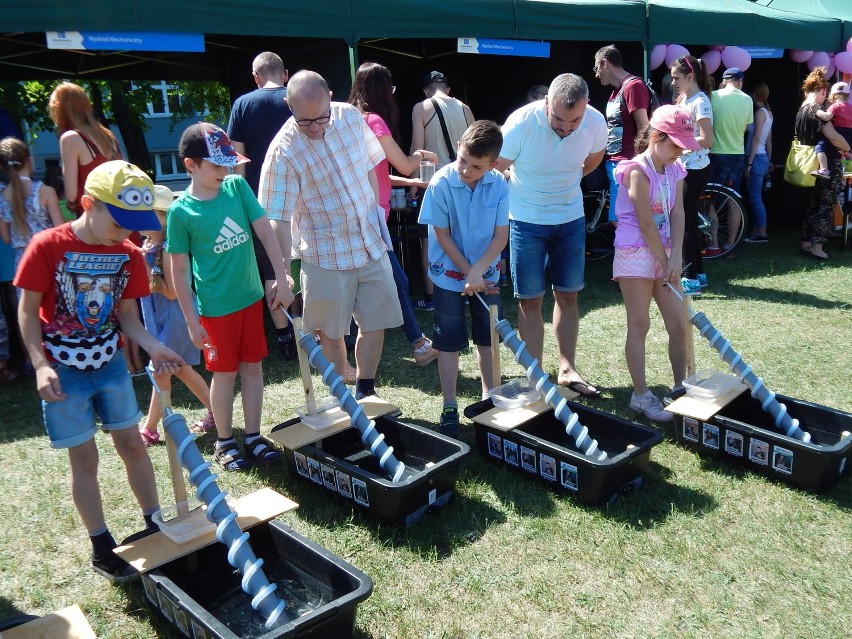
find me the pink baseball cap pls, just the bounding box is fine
[649,104,701,151]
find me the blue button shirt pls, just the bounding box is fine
[418,164,509,293]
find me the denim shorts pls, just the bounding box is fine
[709,154,746,190]
[431,285,501,352]
[509,218,586,298]
[42,350,143,449]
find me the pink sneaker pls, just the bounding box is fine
[192,411,216,433]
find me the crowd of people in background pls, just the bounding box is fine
[0,47,849,582]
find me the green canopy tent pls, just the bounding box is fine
[752,0,852,45]
[647,0,844,51]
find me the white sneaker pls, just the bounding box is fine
[630,391,673,422]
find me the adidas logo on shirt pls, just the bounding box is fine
[214,217,250,254]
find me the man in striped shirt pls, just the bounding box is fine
[259,70,402,400]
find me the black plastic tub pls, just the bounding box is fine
[143,520,372,639]
[465,399,663,506]
[672,392,852,492]
[272,414,470,526]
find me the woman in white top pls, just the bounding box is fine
[670,55,714,286]
[744,84,773,242]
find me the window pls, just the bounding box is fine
[143,81,180,118]
[152,152,186,180]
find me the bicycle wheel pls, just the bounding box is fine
[584,190,614,261]
[696,182,748,259]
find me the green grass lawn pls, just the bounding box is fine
[1,227,850,638]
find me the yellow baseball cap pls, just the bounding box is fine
[84,161,160,231]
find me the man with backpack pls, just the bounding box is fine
[594,45,652,222]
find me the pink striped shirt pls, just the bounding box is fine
[258,102,387,270]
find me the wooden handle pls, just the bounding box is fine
[490,304,501,388]
[294,317,316,414]
[684,296,696,377]
[156,385,189,516]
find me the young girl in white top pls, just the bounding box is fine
[612,105,698,421]
[0,137,64,271]
[139,185,216,445]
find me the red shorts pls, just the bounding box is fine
[199,299,267,372]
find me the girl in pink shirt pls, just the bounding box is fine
[612,105,698,422]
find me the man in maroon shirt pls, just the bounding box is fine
[594,45,651,222]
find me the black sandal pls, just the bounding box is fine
[214,445,249,471]
[244,436,281,465]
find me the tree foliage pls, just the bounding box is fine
[0,79,231,174]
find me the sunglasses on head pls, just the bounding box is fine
[677,56,694,74]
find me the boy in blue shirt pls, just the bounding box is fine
[418,121,509,436]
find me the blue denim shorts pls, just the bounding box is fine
[509,218,586,298]
[42,351,143,449]
[431,285,501,352]
[709,154,746,190]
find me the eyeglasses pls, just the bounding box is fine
[294,110,332,127]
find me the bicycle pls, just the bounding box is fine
[695,182,748,259]
[581,167,615,261]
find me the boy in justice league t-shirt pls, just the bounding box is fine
[15,160,184,583]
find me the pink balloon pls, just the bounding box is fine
[790,49,814,63]
[834,51,852,74]
[808,51,831,71]
[650,44,667,70]
[847,37,852,53]
[826,59,836,79]
[701,50,722,75]
[665,44,690,68]
[709,45,725,52]
[721,46,752,71]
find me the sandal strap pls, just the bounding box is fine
[246,436,279,461]
[214,446,247,470]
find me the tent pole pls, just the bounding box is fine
[349,42,359,83]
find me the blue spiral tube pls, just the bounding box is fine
[491,318,608,460]
[665,284,811,443]
[689,311,811,442]
[161,411,288,629]
[296,334,407,482]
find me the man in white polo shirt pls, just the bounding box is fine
[494,73,607,397]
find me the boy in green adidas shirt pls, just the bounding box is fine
[166,123,293,471]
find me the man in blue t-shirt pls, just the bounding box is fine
[226,52,296,359]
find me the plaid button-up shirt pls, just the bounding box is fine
[259,102,387,270]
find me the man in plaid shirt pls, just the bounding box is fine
[259,70,402,400]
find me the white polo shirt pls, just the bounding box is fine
[500,100,607,225]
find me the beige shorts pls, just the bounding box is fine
[301,252,402,339]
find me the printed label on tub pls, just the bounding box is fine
[191,619,209,639]
[683,417,699,442]
[429,488,437,505]
[294,451,309,478]
[321,464,337,490]
[520,446,537,473]
[840,457,847,474]
[539,453,557,481]
[702,423,720,450]
[749,439,769,465]
[772,446,794,475]
[724,430,744,457]
[336,470,353,498]
[487,432,503,459]
[560,462,579,491]
[308,457,322,484]
[157,590,175,622]
[175,607,190,636]
[142,574,157,604]
[503,439,519,466]
[352,477,369,507]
